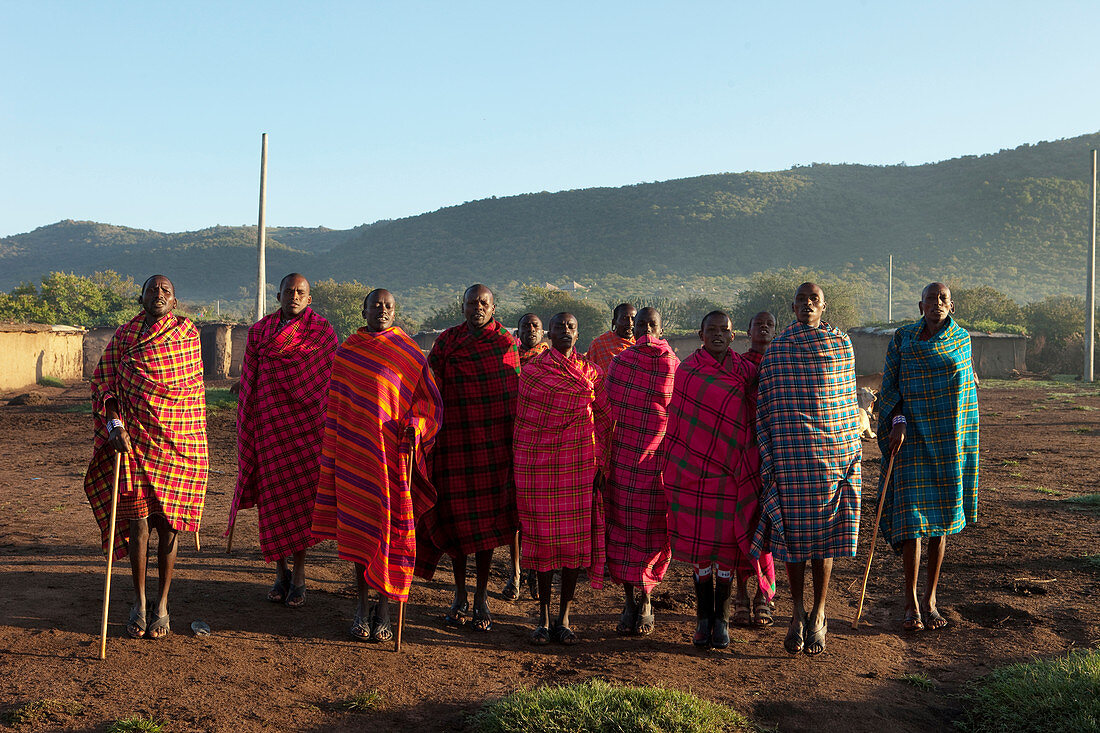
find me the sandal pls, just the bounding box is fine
[146,610,171,640]
[784,612,805,655]
[804,617,827,656]
[444,600,469,628]
[551,624,577,645]
[634,610,655,636]
[350,612,371,642]
[371,609,393,643]
[127,603,147,639]
[472,605,493,633]
[530,625,550,646]
[268,568,292,603]
[732,600,752,627]
[903,610,925,632]
[753,598,775,628]
[284,583,306,609]
[525,570,540,601]
[502,575,520,602]
[616,607,635,635]
[923,604,948,630]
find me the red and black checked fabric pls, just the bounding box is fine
[228,308,337,561]
[84,313,208,559]
[603,335,677,593]
[312,327,443,602]
[416,320,520,574]
[752,321,862,563]
[661,349,770,592]
[514,348,612,585]
[586,330,634,372]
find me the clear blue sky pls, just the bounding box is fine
[3,1,1099,236]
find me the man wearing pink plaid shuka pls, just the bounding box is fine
[514,312,612,647]
[752,282,862,659]
[603,307,676,637]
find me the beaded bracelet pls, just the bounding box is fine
[107,418,124,433]
[892,415,907,426]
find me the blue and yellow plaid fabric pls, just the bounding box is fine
[875,316,979,550]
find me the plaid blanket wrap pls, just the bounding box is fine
[603,335,677,593]
[752,322,862,563]
[311,327,443,601]
[586,331,634,372]
[84,313,208,559]
[876,317,979,550]
[518,341,549,367]
[661,349,774,599]
[228,308,337,561]
[515,349,612,586]
[417,320,520,575]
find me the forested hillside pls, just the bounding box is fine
[2,131,1097,319]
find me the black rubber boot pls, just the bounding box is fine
[692,574,714,648]
[711,580,732,649]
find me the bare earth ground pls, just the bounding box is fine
[1,381,1098,732]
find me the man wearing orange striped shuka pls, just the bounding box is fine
[585,303,636,372]
[84,275,207,641]
[228,273,337,609]
[311,289,443,643]
[604,307,677,636]
[515,312,613,646]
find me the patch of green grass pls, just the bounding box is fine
[58,402,93,413]
[204,388,237,414]
[1065,494,1100,509]
[1035,487,1061,496]
[1,699,83,726]
[897,673,936,691]
[957,649,1100,732]
[466,680,751,733]
[1071,405,1097,411]
[338,689,384,713]
[1080,555,1100,572]
[1072,427,1094,434]
[1001,460,1019,467]
[36,376,65,387]
[106,715,165,733]
[1009,472,1023,479]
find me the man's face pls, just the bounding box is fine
[700,314,733,359]
[141,276,176,320]
[549,314,578,354]
[363,290,396,332]
[792,284,826,327]
[277,276,311,318]
[633,310,661,340]
[918,284,953,328]
[613,306,637,339]
[518,314,543,349]
[463,287,495,329]
[749,312,776,350]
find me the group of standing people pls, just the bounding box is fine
[83,273,978,657]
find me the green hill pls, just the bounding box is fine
[2,131,1098,317]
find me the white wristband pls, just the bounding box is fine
[107,418,124,433]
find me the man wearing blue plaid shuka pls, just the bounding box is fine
[752,282,862,658]
[878,282,978,633]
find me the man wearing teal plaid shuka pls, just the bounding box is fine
[878,282,979,633]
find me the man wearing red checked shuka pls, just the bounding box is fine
[228,273,337,609]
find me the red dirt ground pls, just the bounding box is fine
[1,380,1098,732]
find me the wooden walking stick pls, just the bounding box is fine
[852,450,898,629]
[194,530,201,552]
[396,435,415,653]
[225,523,236,554]
[99,452,123,660]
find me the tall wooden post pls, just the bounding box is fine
[255,133,269,323]
[1087,150,1096,382]
[888,254,893,323]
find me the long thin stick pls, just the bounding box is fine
[852,451,897,629]
[99,453,123,660]
[194,531,201,552]
[226,523,236,554]
[396,438,415,653]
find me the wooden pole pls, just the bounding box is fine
[225,523,236,554]
[99,453,123,660]
[396,436,415,653]
[255,133,268,323]
[1086,149,1096,382]
[888,254,893,323]
[851,451,897,629]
